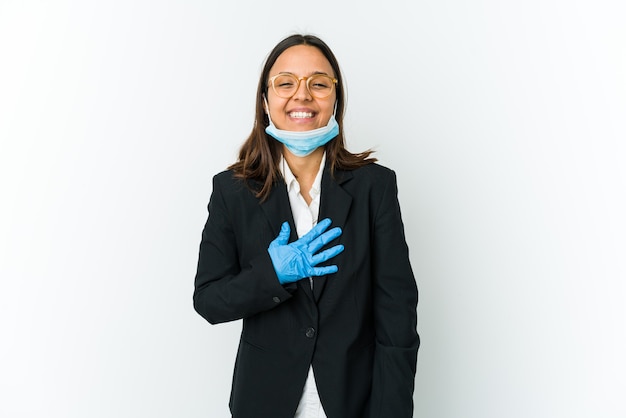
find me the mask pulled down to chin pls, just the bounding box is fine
[264,100,339,157]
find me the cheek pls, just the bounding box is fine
[267,97,287,116]
[320,105,335,121]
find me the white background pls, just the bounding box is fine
[1,1,625,417]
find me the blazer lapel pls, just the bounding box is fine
[259,179,295,237]
[314,166,353,302]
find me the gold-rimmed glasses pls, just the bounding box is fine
[268,73,338,99]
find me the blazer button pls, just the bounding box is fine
[305,327,316,338]
[272,296,280,303]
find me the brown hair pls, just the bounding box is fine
[228,34,376,200]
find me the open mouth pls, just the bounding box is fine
[288,111,314,119]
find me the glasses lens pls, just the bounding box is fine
[307,75,335,98]
[272,74,298,98]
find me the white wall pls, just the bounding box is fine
[1,1,624,417]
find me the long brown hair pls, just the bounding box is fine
[228,34,376,200]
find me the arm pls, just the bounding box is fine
[193,174,293,324]
[369,170,420,418]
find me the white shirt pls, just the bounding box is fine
[279,153,328,418]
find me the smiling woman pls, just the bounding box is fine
[193,33,419,418]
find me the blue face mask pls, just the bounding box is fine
[264,99,339,157]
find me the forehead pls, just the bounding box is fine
[269,45,334,76]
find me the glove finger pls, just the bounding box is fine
[310,244,344,265]
[310,265,339,277]
[270,222,291,247]
[298,218,332,245]
[308,227,342,253]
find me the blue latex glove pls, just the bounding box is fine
[268,218,345,285]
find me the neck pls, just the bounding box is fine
[283,147,324,205]
[283,147,324,178]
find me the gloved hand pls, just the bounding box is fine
[268,218,345,285]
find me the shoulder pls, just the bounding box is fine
[330,163,399,205]
[213,169,236,183]
[346,162,397,187]
[212,169,249,189]
[210,170,257,199]
[353,162,395,176]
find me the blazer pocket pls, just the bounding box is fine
[241,338,266,352]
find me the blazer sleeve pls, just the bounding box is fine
[369,169,420,418]
[193,173,294,325]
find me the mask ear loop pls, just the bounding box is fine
[263,96,274,125]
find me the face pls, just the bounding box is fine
[265,45,337,132]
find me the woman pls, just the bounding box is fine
[193,34,419,418]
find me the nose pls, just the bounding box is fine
[292,77,312,100]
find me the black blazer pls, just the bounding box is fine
[194,161,419,418]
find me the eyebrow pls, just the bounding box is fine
[274,71,333,77]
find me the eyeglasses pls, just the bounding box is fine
[268,73,338,99]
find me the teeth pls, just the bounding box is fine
[289,112,313,118]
